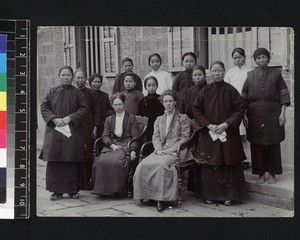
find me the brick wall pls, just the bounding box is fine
[134,27,169,80]
[37,26,65,147]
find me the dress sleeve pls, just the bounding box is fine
[192,89,211,128]
[129,116,140,152]
[68,90,89,128]
[40,89,57,125]
[102,117,114,147]
[172,72,180,92]
[166,72,174,90]
[170,114,191,151]
[224,86,245,130]
[277,73,291,106]
[112,75,121,94]
[91,90,101,126]
[152,117,162,151]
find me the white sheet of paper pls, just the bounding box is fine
[55,125,72,138]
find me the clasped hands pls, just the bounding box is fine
[110,144,136,160]
[156,148,174,155]
[207,123,229,134]
[52,116,71,127]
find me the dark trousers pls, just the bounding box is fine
[250,143,282,176]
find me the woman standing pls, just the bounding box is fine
[40,66,89,200]
[193,61,247,206]
[142,53,173,95]
[74,69,101,189]
[241,48,290,184]
[224,47,252,137]
[134,90,192,212]
[172,52,197,100]
[92,93,140,195]
[137,76,165,141]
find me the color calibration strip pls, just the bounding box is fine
[0,34,7,204]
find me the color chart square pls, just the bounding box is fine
[0,129,6,148]
[0,35,6,53]
[0,149,6,168]
[0,111,6,129]
[0,73,6,92]
[0,54,6,72]
[0,92,6,111]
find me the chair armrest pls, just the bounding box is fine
[176,129,199,156]
[139,141,154,161]
[127,125,147,152]
[93,137,104,158]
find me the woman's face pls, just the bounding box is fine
[149,56,161,71]
[210,64,225,82]
[182,55,196,71]
[112,98,125,114]
[145,78,158,95]
[255,54,269,68]
[124,76,136,90]
[192,69,205,85]
[123,61,133,73]
[74,71,86,89]
[232,52,246,67]
[162,95,176,113]
[59,69,73,86]
[91,77,102,90]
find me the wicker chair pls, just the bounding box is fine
[92,116,148,198]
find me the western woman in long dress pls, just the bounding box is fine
[133,90,192,211]
[40,66,89,201]
[193,61,247,206]
[241,48,290,184]
[92,93,140,195]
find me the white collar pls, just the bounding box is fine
[116,111,125,117]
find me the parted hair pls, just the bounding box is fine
[159,89,177,102]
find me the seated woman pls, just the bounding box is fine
[92,93,140,195]
[133,90,192,212]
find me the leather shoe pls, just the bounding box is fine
[157,201,164,212]
[50,193,63,201]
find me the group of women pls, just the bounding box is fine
[40,47,290,212]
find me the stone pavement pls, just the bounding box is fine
[37,160,293,218]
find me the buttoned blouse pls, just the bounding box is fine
[114,111,125,137]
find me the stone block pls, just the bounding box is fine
[156,37,168,50]
[45,67,55,75]
[147,39,156,51]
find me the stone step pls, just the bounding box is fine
[243,167,294,210]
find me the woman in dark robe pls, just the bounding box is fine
[172,52,197,102]
[112,57,143,94]
[74,69,101,189]
[88,73,114,138]
[40,66,89,201]
[178,65,207,197]
[241,48,290,184]
[178,65,207,119]
[193,61,247,206]
[137,76,165,141]
[92,93,140,195]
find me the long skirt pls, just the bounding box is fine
[250,143,282,175]
[46,161,85,193]
[133,153,178,201]
[201,163,247,201]
[92,147,128,194]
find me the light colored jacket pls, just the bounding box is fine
[152,110,193,161]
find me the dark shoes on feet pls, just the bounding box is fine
[68,193,80,199]
[50,193,63,201]
[157,201,165,212]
